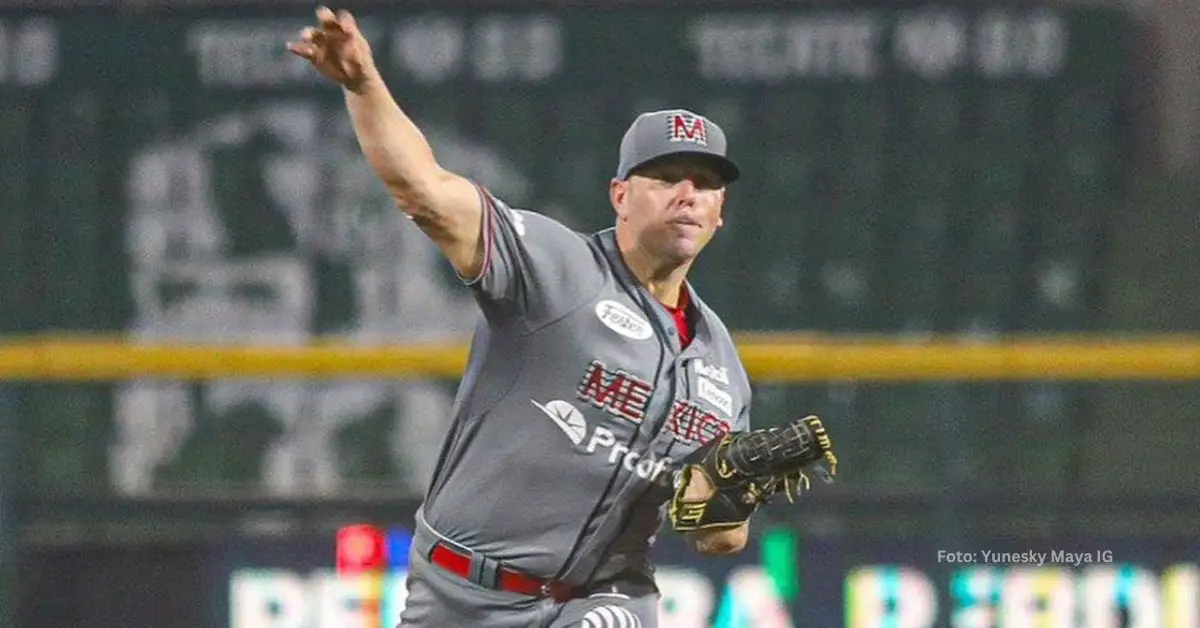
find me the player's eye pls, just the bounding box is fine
[643,167,723,191]
[652,171,685,185]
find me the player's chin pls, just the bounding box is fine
[648,226,710,264]
[674,231,715,258]
[660,237,705,264]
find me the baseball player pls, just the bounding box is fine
[289,8,838,627]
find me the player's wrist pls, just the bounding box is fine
[342,64,384,95]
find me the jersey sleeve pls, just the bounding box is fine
[734,391,751,433]
[460,184,604,324]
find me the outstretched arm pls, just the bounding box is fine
[288,7,484,279]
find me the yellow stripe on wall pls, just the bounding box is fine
[1,334,1198,381]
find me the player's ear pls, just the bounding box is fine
[610,178,629,220]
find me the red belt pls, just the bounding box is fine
[429,542,577,601]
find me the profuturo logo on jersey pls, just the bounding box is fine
[533,399,587,445]
[594,300,653,341]
[533,399,672,481]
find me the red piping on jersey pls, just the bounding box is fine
[662,289,693,348]
[474,184,496,282]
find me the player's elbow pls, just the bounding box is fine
[387,168,455,221]
[388,170,485,272]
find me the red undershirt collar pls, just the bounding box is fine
[661,289,693,348]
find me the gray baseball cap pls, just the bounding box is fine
[615,109,740,184]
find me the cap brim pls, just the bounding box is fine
[710,156,740,184]
[626,151,741,185]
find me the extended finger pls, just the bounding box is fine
[336,9,360,35]
[316,6,343,31]
[286,41,315,59]
[299,26,323,43]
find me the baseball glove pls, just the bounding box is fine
[668,415,838,532]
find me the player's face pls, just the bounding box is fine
[613,156,727,265]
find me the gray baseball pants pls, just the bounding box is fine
[397,513,658,627]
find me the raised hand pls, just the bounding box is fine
[286,6,376,90]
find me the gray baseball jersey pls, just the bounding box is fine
[420,185,752,587]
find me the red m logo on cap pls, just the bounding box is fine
[669,114,708,145]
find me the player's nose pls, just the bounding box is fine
[672,178,697,201]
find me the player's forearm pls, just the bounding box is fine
[343,73,446,214]
[687,522,749,555]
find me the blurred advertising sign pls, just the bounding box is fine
[229,524,796,628]
[846,563,1199,628]
[230,564,797,628]
[220,527,1199,628]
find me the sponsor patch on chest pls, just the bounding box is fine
[693,359,730,385]
[696,377,733,416]
[533,398,673,482]
[595,300,653,340]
